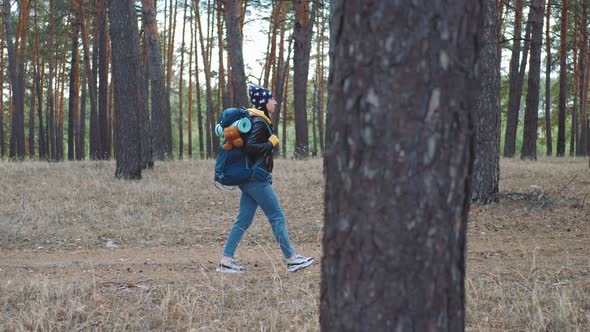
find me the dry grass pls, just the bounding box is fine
[1,158,589,331]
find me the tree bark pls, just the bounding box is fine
[195,1,218,157]
[109,0,143,179]
[78,74,87,160]
[4,0,26,160]
[317,6,326,155]
[166,0,177,93]
[192,1,204,159]
[282,61,290,159]
[0,11,4,159]
[557,0,569,156]
[75,0,101,160]
[98,0,110,159]
[223,0,249,108]
[503,0,524,158]
[578,0,589,156]
[68,17,81,161]
[521,0,546,160]
[57,23,70,162]
[545,0,553,156]
[188,7,194,159]
[571,2,580,157]
[142,0,173,160]
[321,1,481,330]
[216,0,229,111]
[178,0,188,160]
[473,0,500,203]
[293,0,316,159]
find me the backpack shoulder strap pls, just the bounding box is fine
[251,116,273,135]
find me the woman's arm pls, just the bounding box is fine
[244,119,274,157]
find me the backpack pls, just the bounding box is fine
[214,108,272,188]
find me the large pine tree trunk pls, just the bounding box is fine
[321,1,481,330]
[292,0,316,159]
[472,0,500,203]
[521,0,546,160]
[503,0,524,158]
[109,0,143,179]
[142,0,172,160]
[557,0,569,156]
[223,0,249,108]
[68,19,81,161]
[545,0,553,156]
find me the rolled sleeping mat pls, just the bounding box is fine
[231,118,252,133]
[215,123,225,138]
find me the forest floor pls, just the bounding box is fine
[0,158,589,331]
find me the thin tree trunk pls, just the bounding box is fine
[40,56,47,159]
[270,2,287,139]
[188,8,194,159]
[142,0,173,160]
[29,47,35,159]
[318,6,326,155]
[0,11,4,159]
[77,74,87,161]
[321,1,481,329]
[4,0,27,160]
[293,0,316,159]
[522,0,546,160]
[282,62,290,159]
[74,0,101,160]
[311,79,317,157]
[217,0,229,110]
[68,18,81,161]
[263,1,281,89]
[166,0,177,92]
[223,0,249,108]
[545,0,553,156]
[57,23,70,161]
[192,2,204,160]
[98,0,110,159]
[557,0,569,156]
[195,0,217,157]
[571,2,580,157]
[178,0,188,160]
[578,0,589,156]
[503,0,525,157]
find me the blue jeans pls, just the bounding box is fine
[223,180,295,259]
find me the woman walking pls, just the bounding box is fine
[217,85,315,273]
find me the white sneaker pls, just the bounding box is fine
[216,260,246,273]
[287,254,314,272]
